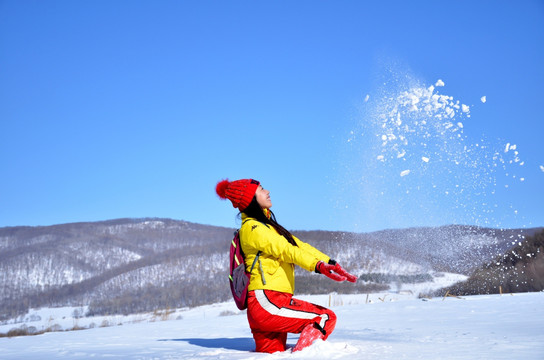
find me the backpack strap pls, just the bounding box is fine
[241,218,266,285]
[250,250,261,272]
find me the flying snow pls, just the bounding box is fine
[344,74,529,229]
[504,143,517,153]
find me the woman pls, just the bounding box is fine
[216,178,357,353]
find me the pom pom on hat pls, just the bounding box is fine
[216,179,230,199]
[215,178,260,211]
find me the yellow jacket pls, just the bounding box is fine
[239,212,330,294]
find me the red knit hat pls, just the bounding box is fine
[216,178,260,211]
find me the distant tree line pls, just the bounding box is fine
[294,274,389,295]
[356,273,433,284]
[87,277,231,316]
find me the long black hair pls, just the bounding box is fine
[241,197,298,247]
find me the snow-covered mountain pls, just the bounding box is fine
[0,218,539,322]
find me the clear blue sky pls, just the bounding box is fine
[1,0,543,232]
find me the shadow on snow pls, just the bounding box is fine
[159,337,255,351]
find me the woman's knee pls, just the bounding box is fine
[252,330,287,353]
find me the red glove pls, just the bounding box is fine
[333,262,358,283]
[316,260,357,283]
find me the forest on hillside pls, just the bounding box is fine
[436,229,544,295]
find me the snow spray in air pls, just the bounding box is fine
[338,67,527,233]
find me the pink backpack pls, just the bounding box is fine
[229,229,261,310]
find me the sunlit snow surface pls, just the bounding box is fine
[1,291,543,359]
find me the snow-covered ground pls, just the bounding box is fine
[1,289,543,359]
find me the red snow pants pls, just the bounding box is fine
[246,289,337,353]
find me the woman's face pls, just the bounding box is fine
[255,185,272,209]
